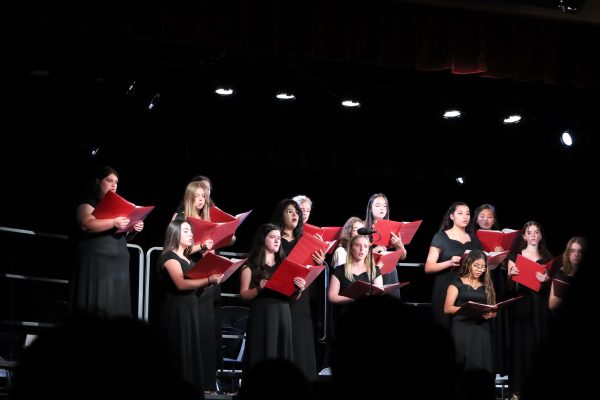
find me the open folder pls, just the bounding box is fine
[511,255,561,292]
[476,229,520,252]
[264,259,326,297]
[463,249,510,270]
[552,278,570,299]
[184,252,247,283]
[373,249,405,275]
[285,234,336,266]
[372,219,422,247]
[303,224,342,242]
[187,207,252,250]
[455,296,523,319]
[340,280,409,299]
[91,190,155,233]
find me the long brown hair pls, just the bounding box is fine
[561,236,587,277]
[458,250,496,305]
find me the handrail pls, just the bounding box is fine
[127,244,145,320]
[319,266,329,342]
[0,273,68,285]
[144,247,164,321]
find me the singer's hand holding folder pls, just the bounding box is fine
[91,190,155,233]
[286,234,336,266]
[303,224,342,242]
[184,252,247,283]
[264,259,326,297]
[372,219,422,247]
[187,207,252,250]
[552,278,570,299]
[476,229,520,252]
[455,296,523,319]
[511,255,560,292]
[373,249,405,275]
[340,281,409,299]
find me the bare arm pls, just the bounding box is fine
[77,204,129,233]
[328,275,353,305]
[549,282,562,310]
[424,246,459,274]
[389,232,407,260]
[240,266,265,302]
[444,284,460,315]
[162,259,220,291]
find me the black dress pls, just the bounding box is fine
[508,252,551,394]
[243,262,294,371]
[73,197,131,318]
[449,276,493,372]
[430,231,482,331]
[157,252,204,394]
[331,265,382,335]
[282,238,318,380]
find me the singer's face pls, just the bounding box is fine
[98,173,118,196]
[470,258,486,279]
[194,188,206,211]
[180,222,194,247]
[264,230,281,253]
[283,206,299,229]
[299,202,311,224]
[568,242,583,266]
[450,205,470,228]
[477,209,495,230]
[371,197,387,221]
[351,222,365,236]
[523,225,541,246]
[350,237,370,262]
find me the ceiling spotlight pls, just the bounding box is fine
[341,100,360,108]
[443,110,461,119]
[276,93,296,100]
[147,93,160,110]
[90,146,100,157]
[215,88,234,96]
[503,115,522,124]
[126,80,136,95]
[456,177,465,185]
[560,131,574,147]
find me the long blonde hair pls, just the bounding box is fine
[561,236,586,277]
[182,181,211,221]
[343,235,376,283]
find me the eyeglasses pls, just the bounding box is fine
[472,264,486,270]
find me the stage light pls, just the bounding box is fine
[215,88,234,96]
[560,131,574,147]
[456,177,465,185]
[503,115,522,124]
[558,0,585,13]
[276,93,296,100]
[341,100,360,108]
[90,146,100,157]
[443,110,461,119]
[147,93,160,110]
[126,80,136,96]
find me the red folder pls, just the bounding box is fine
[545,256,563,278]
[511,255,559,292]
[187,208,251,250]
[372,219,422,247]
[303,224,342,242]
[373,249,404,275]
[340,280,409,299]
[487,250,510,270]
[184,252,247,283]
[264,259,326,297]
[456,296,523,319]
[91,190,155,233]
[552,278,570,299]
[286,234,335,266]
[476,229,520,252]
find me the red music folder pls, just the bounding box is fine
[303,224,342,242]
[184,252,247,283]
[464,249,509,271]
[286,234,336,266]
[187,208,252,250]
[511,255,560,292]
[552,278,570,299]
[340,280,409,299]
[91,190,155,233]
[476,229,520,252]
[264,259,326,297]
[455,296,523,319]
[372,219,422,247]
[373,249,405,275]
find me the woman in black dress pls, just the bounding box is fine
[549,236,586,310]
[157,219,223,395]
[507,221,553,398]
[444,249,496,372]
[240,223,295,370]
[73,166,144,318]
[425,202,482,331]
[271,199,324,380]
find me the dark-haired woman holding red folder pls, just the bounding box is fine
[73,166,144,318]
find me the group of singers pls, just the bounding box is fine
[72,166,587,397]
